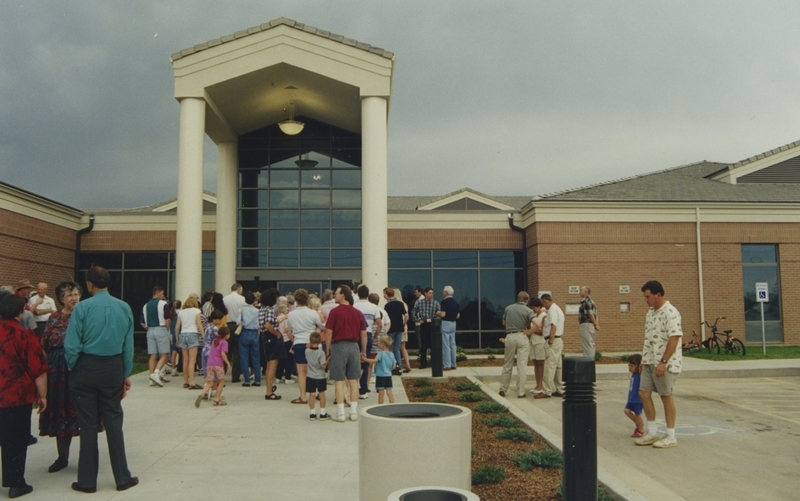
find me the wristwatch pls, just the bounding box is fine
[659,358,668,364]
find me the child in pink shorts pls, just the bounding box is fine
[196,326,231,407]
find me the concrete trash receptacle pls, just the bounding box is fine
[388,486,480,501]
[359,403,472,501]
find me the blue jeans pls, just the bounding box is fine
[441,320,457,368]
[359,337,373,394]
[239,329,261,384]
[388,331,403,371]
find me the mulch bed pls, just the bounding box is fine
[407,356,625,368]
[403,377,562,501]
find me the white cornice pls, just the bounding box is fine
[0,183,82,230]
[388,212,512,229]
[416,191,515,211]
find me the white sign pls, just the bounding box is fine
[565,304,580,315]
[568,286,580,294]
[538,291,551,299]
[756,282,769,303]
[619,285,630,294]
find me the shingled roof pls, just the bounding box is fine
[535,160,800,203]
[170,17,394,62]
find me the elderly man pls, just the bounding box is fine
[535,293,565,399]
[411,287,440,370]
[436,285,460,371]
[223,283,246,383]
[65,265,137,493]
[635,280,683,449]
[29,282,57,339]
[325,285,367,422]
[498,291,535,398]
[13,281,37,331]
[578,286,599,359]
[143,285,171,387]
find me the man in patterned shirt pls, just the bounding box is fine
[411,287,440,370]
[635,280,682,449]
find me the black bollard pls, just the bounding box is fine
[562,357,597,501]
[430,317,443,377]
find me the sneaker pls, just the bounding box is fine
[171,369,179,377]
[280,377,286,384]
[359,393,369,400]
[634,433,662,446]
[285,379,296,384]
[149,373,163,387]
[149,379,156,387]
[349,412,358,422]
[652,436,677,448]
[309,413,317,421]
[159,373,170,383]
[318,412,330,420]
[333,413,347,423]
[632,429,644,438]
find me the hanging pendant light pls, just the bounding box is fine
[278,95,304,135]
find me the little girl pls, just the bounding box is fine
[196,326,231,407]
[362,336,397,404]
[624,354,644,437]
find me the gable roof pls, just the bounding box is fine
[709,139,800,185]
[535,160,800,203]
[388,188,531,212]
[170,17,394,63]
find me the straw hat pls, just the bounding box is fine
[14,279,34,292]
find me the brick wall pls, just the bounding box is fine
[525,221,800,353]
[388,228,522,249]
[0,209,77,286]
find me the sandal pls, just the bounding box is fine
[188,384,202,390]
[183,383,190,388]
[213,400,227,406]
[291,398,308,404]
[265,393,281,400]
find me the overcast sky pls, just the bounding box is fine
[1,1,799,209]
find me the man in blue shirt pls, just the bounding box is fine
[65,265,138,493]
[436,285,460,370]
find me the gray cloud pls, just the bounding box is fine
[1,1,798,208]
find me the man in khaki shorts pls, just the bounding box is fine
[635,280,682,449]
[528,297,547,395]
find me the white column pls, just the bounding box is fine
[361,96,389,291]
[175,97,206,302]
[216,141,238,292]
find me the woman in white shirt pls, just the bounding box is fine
[286,289,326,404]
[529,297,547,395]
[175,295,204,389]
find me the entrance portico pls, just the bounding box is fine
[170,18,394,299]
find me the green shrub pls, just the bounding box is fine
[456,351,469,362]
[432,397,448,403]
[510,447,562,470]
[595,351,603,362]
[495,428,534,442]
[472,464,506,485]
[487,354,496,361]
[453,381,481,392]
[413,378,431,387]
[415,387,436,397]
[620,354,629,361]
[459,392,484,402]
[473,401,509,414]
[484,346,496,355]
[556,483,615,501]
[483,414,520,428]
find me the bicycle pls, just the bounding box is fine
[701,317,746,356]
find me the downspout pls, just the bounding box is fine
[508,213,528,292]
[696,207,706,340]
[74,214,95,280]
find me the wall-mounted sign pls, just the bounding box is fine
[568,286,580,294]
[619,285,630,294]
[565,304,580,315]
[620,302,630,313]
[538,291,551,299]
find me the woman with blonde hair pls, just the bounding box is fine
[175,295,203,389]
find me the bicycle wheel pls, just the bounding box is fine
[729,339,746,357]
[706,337,720,354]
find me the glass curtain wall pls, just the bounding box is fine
[238,118,362,270]
[742,244,783,342]
[388,250,523,349]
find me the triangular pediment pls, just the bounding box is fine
[152,192,217,213]
[709,139,800,184]
[416,188,515,211]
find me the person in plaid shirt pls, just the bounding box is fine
[578,286,599,359]
[411,287,440,370]
[259,288,285,400]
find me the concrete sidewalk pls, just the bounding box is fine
[15,356,800,500]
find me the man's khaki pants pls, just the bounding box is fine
[499,332,530,396]
[543,337,563,395]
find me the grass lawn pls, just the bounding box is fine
[684,345,800,361]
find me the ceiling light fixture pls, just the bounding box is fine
[278,95,304,135]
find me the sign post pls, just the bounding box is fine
[755,282,769,356]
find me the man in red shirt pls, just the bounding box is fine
[325,285,367,423]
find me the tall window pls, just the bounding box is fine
[238,118,361,269]
[388,250,523,349]
[741,244,782,342]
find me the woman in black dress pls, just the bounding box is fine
[38,281,82,473]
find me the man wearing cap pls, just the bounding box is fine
[14,280,37,331]
[29,282,57,339]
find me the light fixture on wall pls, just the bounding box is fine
[278,95,304,135]
[296,152,318,170]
